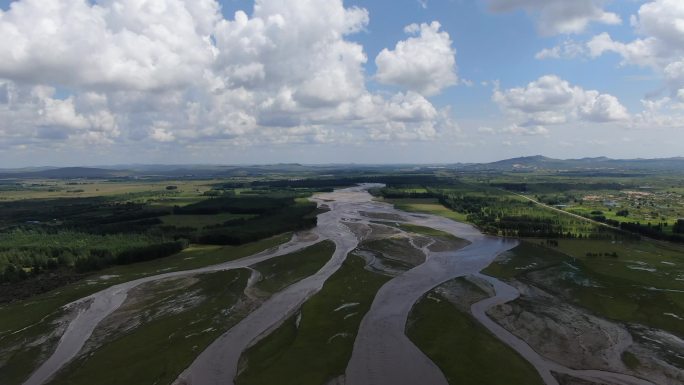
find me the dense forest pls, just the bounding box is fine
[0,192,319,287]
[0,230,186,282]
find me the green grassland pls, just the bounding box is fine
[382,198,469,222]
[479,172,684,240]
[236,255,391,385]
[0,307,67,385]
[484,239,684,337]
[0,234,290,384]
[158,213,256,228]
[380,176,684,338]
[0,230,185,279]
[395,223,471,250]
[0,186,319,293]
[39,239,334,385]
[48,269,251,385]
[252,241,336,294]
[3,169,684,384]
[407,289,544,385]
[0,178,327,384]
[0,180,214,201]
[378,184,601,238]
[0,234,289,336]
[397,223,459,239]
[378,170,683,242]
[360,237,426,267]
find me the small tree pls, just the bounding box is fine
[674,219,684,234]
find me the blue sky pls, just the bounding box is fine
[0,0,682,166]
[215,0,655,112]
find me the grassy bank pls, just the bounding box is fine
[484,239,684,337]
[0,187,319,290]
[252,240,335,294]
[407,290,544,385]
[236,255,390,385]
[48,269,251,385]
[0,234,290,384]
[383,198,469,222]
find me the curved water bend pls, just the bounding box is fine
[472,274,658,385]
[175,185,376,385]
[24,184,658,385]
[342,193,658,385]
[22,218,327,385]
[176,185,660,385]
[344,213,518,385]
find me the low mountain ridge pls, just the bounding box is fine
[3,156,684,179]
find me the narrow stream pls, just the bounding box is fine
[344,201,518,385]
[471,273,657,385]
[22,222,324,385]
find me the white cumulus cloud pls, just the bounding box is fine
[0,83,120,145]
[0,0,460,151]
[493,75,629,129]
[375,21,457,96]
[536,40,587,60]
[486,0,621,35]
[583,0,684,126]
[587,0,684,90]
[0,0,219,91]
[501,125,550,136]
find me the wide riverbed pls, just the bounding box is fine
[23,185,656,385]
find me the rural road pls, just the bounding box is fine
[507,190,619,230]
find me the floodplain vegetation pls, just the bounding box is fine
[237,255,391,385]
[0,235,291,385]
[408,278,544,385]
[0,183,321,300]
[1,165,684,385]
[377,175,684,333]
[376,170,684,383]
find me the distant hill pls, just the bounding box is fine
[0,163,396,179]
[2,156,684,179]
[458,156,684,172]
[0,167,127,179]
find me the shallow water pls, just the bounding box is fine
[24,184,657,385]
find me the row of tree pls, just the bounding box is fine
[378,185,629,240]
[580,212,684,243]
[617,221,684,243]
[1,239,188,283]
[674,219,684,234]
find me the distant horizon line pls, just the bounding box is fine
[4,154,684,170]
